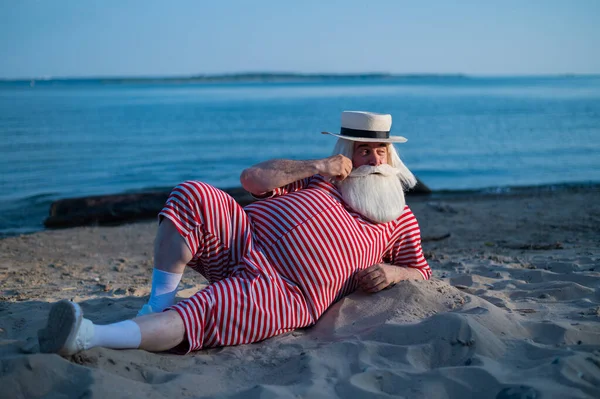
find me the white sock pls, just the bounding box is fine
[89,320,142,349]
[148,268,183,312]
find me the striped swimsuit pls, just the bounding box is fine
[159,175,430,352]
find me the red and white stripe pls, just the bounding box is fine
[159,176,430,352]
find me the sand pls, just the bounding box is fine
[1,187,599,398]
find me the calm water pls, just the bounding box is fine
[1,76,600,235]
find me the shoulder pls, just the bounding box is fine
[393,205,421,229]
[395,205,416,220]
[401,205,416,218]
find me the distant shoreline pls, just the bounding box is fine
[0,72,469,85]
[2,72,597,85]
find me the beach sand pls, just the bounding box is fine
[1,188,599,398]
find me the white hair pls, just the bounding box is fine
[331,138,417,190]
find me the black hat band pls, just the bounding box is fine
[340,127,390,139]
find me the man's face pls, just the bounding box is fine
[352,142,388,168]
[338,142,405,223]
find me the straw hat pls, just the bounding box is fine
[322,111,407,143]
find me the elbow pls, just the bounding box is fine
[240,168,255,193]
[240,167,267,195]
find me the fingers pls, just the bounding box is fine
[363,280,390,293]
[358,264,381,277]
[335,167,351,181]
[358,275,389,293]
[357,268,391,293]
[356,264,398,293]
[334,164,351,181]
[361,274,386,287]
[322,155,352,180]
[338,157,352,181]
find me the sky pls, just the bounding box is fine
[1,0,599,79]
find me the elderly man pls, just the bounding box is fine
[38,111,431,356]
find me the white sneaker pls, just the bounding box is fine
[136,303,155,317]
[38,300,94,356]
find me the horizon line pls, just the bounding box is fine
[1,71,599,82]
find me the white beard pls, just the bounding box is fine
[335,164,407,224]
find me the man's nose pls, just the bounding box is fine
[368,154,382,166]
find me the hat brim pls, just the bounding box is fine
[321,131,407,143]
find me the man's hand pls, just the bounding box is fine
[315,155,353,181]
[356,264,423,293]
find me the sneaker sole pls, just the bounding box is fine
[38,300,82,355]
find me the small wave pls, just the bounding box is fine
[0,192,57,237]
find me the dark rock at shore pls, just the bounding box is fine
[409,178,431,197]
[45,191,169,229]
[44,180,431,229]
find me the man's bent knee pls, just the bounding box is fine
[154,218,193,273]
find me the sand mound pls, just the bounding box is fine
[1,278,599,398]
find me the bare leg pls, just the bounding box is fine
[140,219,194,314]
[41,220,194,355]
[154,218,193,274]
[39,301,186,355]
[106,220,193,347]
[99,221,191,350]
[134,310,186,352]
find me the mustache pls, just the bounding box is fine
[346,164,401,178]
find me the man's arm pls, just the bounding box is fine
[357,207,431,293]
[356,263,423,293]
[240,155,352,197]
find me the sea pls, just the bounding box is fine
[1,76,599,237]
